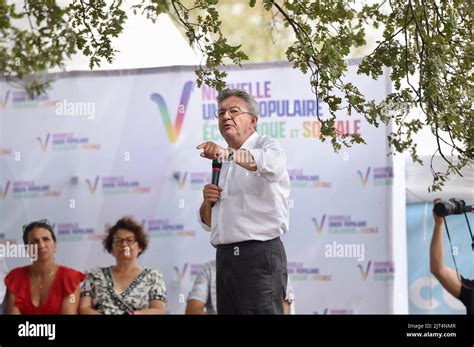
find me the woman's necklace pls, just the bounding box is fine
[31,266,56,289]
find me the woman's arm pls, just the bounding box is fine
[61,286,81,314]
[430,200,462,297]
[6,291,21,314]
[79,295,101,314]
[131,299,166,315]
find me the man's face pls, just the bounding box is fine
[218,96,256,142]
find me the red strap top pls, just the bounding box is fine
[4,265,85,314]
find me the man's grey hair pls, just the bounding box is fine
[217,89,259,116]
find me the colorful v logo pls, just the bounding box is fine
[1,90,9,109]
[151,81,194,143]
[36,134,50,152]
[358,261,372,281]
[0,181,11,199]
[86,176,100,194]
[357,167,371,186]
[312,215,326,234]
[173,172,188,190]
[174,263,188,285]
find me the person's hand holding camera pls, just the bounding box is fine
[432,198,444,226]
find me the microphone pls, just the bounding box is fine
[211,159,222,207]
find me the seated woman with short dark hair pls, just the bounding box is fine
[79,217,167,314]
[4,220,85,314]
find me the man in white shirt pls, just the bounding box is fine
[197,89,290,314]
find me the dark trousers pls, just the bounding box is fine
[216,237,288,314]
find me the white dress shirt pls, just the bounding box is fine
[198,132,290,246]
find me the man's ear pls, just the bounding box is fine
[252,116,258,130]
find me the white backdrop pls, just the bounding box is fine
[0,62,407,313]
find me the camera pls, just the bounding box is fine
[433,198,472,217]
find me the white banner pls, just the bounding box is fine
[0,62,406,313]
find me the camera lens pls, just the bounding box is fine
[434,199,466,217]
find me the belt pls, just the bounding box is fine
[215,237,280,250]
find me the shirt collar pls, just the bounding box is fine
[239,132,259,150]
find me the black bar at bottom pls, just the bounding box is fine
[0,314,472,346]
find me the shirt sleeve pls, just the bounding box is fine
[246,136,287,181]
[187,263,211,303]
[80,270,96,297]
[4,267,26,308]
[285,276,295,303]
[149,270,167,302]
[458,276,473,310]
[61,267,86,298]
[197,209,211,231]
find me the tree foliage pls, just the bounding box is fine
[0,0,472,191]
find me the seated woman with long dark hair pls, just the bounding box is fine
[4,220,85,314]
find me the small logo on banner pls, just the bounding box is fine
[143,219,195,237]
[37,134,50,152]
[151,81,194,143]
[1,90,9,109]
[4,90,56,109]
[312,215,326,234]
[373,261,395,281]
[8,181,60,199]
[358,260,372,281]
[174,263,188,285]
[288,262,332,281]
[324,215,378,235]
[173,172,188,190]
[55,222,97,241]
[86,176,100,194]
[38,132,101,152]
[288,169,332,188]
[0,181,11,199]
[373,166,393,186]
[357,167,371,186]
